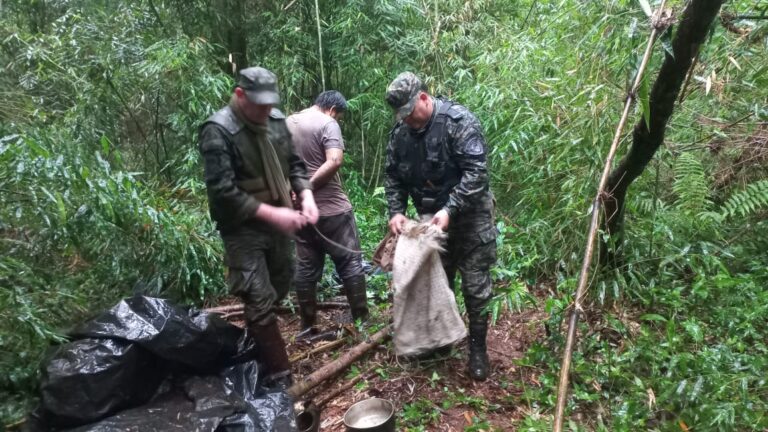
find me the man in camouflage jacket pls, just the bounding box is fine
[198,66,319,388]
[384,72,497,381]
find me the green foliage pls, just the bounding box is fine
[673,152,712,216]
[399,397,442,430]
[0,130,227,420]
[721,179,768,219]
[1,0,767,429]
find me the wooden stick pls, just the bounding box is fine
[286,325,391,399]
[203,304,243,314]
[552,2,668,431]
[290,338,346,363]
[205,302,350,315]
[315,365,377,408]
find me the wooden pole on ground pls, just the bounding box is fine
[204,302,350,316]
[287,325,391,399]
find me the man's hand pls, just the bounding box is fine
[388,213,407,235]
[430,209,450,231]
[299,189,319,224]
[254,204,308,235]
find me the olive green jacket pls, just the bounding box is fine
[198,106,311,232]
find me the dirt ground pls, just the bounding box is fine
[229,297,549,431]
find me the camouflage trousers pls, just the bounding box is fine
[294,210,364,284]
[433,201,497,318]
[221,227,294,326]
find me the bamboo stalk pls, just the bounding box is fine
[552,3,667,431]
[314,0,325,91]
[286,325,391,398]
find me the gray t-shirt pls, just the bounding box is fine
[287,108,352,216]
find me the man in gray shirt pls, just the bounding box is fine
[287,91,368,338]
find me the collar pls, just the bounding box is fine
[407,96,440,136]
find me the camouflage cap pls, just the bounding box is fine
[238,67,280,105]
[386,72,424,120]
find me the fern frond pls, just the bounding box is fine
[673,153,711,215]
[721,179,768,219]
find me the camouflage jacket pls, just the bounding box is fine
[385,97,492,218]
[198,106,311,231]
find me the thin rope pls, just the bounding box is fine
[294,224,364,255]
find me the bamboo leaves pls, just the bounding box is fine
[637,0,654,18]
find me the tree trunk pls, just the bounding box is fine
[210,0,248,75]
[601,0,725,265]
[225,0,248,74]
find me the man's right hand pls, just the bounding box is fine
[255,204,308,235]
[388,213,407,235]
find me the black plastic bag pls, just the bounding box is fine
[30,296,295,431]
[217,361,296,432]
[62,363,296,432]
[64,375,240,432]
[72,296,251,371]
[38,338,164,427]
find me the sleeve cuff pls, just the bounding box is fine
[292,178,312,193]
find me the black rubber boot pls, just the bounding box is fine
[249,320,292,389]
[343,274,369,322]
[467,312,490,381]
[295,280,318,332]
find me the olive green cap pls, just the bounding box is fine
[238,67,280,105]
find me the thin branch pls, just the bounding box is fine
[673,112,755,152]
[315,365,377,407]
[732,14,768,20]
[290,338,346,363]
[104,71,149,145]
[283,0,298,11]
[147,0,170,37]
[678,51,700,104]
[521,0,539,29]
[553,2,669,430]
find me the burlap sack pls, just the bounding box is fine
[372,231,398,272]
[392,221,467,357]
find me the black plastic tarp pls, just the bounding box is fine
[28,296,296,432]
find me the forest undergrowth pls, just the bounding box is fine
[1,0,767,429]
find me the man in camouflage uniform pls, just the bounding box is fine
[198,67,319,387]
[384,72,497,381]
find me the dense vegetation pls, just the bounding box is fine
[1,0,766,429]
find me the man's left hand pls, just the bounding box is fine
[299,189,319,224]
[430,209,450,231]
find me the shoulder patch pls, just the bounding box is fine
[446,105,465,120]
[269,108,286,120]
[204,106,243,135]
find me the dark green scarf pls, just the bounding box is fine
[230,95,292,208]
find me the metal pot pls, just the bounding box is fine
[343,398,396,432]
[296,402,320,432]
